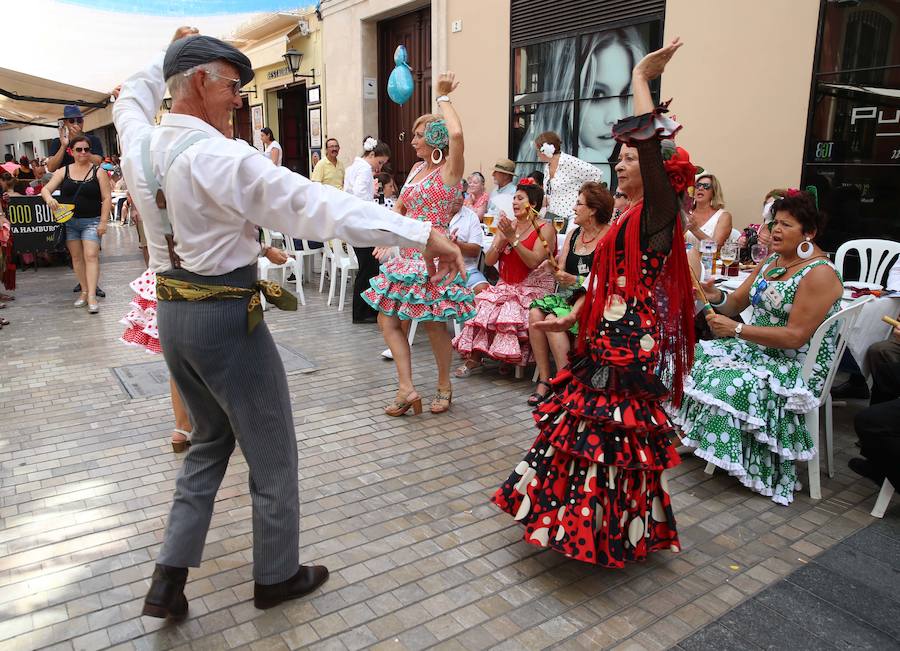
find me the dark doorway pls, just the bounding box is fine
[278,84,309,176]
[378,6,432,184]
[234,96,252,146]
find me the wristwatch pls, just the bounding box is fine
[734,323,744,338]
[436,95,451,103]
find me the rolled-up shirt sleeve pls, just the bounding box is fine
[237,152,431,249]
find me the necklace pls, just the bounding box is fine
[764,254,826,280]
[579,228,601,245]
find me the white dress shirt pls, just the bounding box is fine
[343,157,375,201]
[886,259,900,292]
[448,206,483,272]
[114,54,430,275]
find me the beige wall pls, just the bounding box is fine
[662,0,820,229]
[322,0,510,187]
[445,0,510,185]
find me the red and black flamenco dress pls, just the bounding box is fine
[492,109,697,567]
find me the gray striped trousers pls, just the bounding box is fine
[156,264,299,584]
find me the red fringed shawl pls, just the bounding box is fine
[576,200,696,406]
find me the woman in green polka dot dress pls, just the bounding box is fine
[674,191,843,505]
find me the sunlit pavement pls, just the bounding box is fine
[0,226,894,651]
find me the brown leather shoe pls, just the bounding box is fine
[254,565,329,609]
[142,564,189,620]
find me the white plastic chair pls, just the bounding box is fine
[326,241,359,311]
[703,296,874,500]
[834,239,900,287]
[318,240,337,294]
[294,239,324,288]
[871,479,895,518]
[258,228,305,307]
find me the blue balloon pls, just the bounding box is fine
[387,45,414,105]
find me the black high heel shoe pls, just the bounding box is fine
[527,380,553,407]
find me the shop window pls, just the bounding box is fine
[803,0,900,251]
[510,21,660,183]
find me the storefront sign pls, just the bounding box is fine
[5,197,61,252]
[267,66,291,81]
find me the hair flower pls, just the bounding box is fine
[363,137,378,152]
[662,146,697,195]
[424,120,450,150]
[517,177,537,187]
[540,142,556,157]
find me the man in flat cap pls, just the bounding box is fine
[115,27,465,618]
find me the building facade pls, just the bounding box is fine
[231,9,325,176]
[320,0,898,247]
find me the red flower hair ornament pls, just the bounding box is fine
[517,177,537,187]
[662,145,697,195]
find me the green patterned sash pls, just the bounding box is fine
[156,276,297,333]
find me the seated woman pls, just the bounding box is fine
[684,173,733,248]
[453,178,557,375]
[674,190,843,505]
[527,181,613,405]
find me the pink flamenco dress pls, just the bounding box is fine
[362,162,475,322]
[120,269,161,354]
[453,229,556,365]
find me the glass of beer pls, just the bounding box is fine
[483,213,495,228]
[719,242,738,275]
[553,216,566,233]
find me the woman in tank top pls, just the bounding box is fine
[41,134,111,314]
[684,172,732,248]
[527,181,614,405]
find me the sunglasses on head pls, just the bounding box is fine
[72,146,91,153]
[696,182,712,190]
[66,118,84,124]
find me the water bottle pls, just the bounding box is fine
[700,239,716,281]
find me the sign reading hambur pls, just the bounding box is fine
[6,197,62,253]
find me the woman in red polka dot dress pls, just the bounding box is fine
[492,39,698,567]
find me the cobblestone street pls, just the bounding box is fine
[1,227,896,651]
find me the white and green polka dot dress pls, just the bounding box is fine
[674,255,841,505]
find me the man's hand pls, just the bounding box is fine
[423,229,465,284]
[58,126,69,148]
[264,247,289,265]
[172,26,199,43]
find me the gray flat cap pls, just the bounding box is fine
[164,35,254,87]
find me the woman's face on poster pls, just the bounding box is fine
[578,37,640,164]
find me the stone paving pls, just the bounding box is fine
[0,226,896,651]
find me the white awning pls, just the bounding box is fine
[242,25,295,70]
[0,67,109,130]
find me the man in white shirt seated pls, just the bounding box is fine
[485,158,516,217]
[115,27,464,620]
[448,185,489,294]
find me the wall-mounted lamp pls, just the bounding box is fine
[283,49,317,85]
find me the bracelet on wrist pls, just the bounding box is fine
[709,289,728,307]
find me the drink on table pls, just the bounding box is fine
[699,239,716,280]
[483,214,494,227]
[719,242,738,277]
[751,243,768,264]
